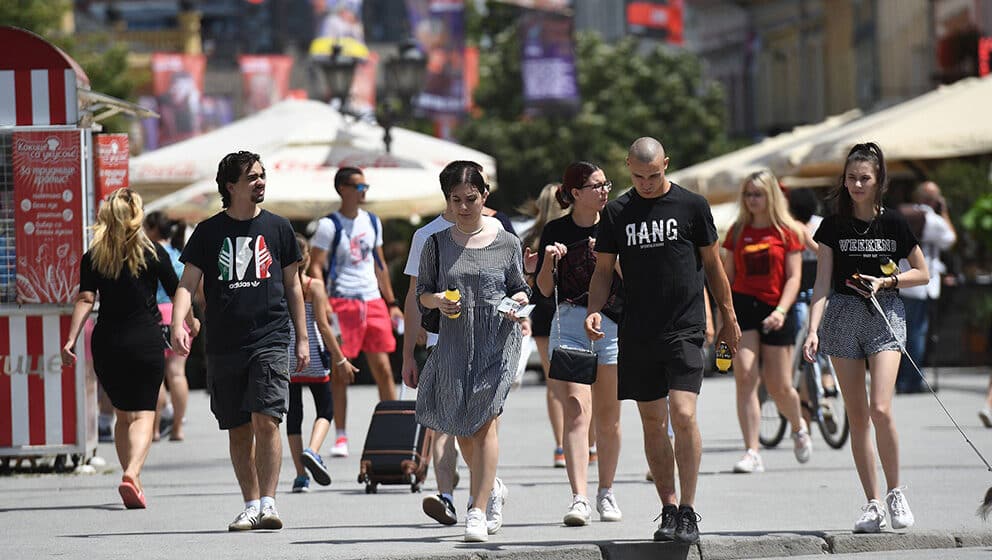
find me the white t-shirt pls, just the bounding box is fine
[899,204,956,300]
[405,215,503,346]
[311,209,382,301]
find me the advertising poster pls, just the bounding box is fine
[94,134,129,203]
[521,10,580,116]
[151,53,207,147]
[625,1,684,45]
[239,55,294,114]
[12,131,84,304]
[406,0,467,115]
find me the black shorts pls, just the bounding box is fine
[207,347,290,430]
[617,329,705,401]
[732,292,797,347]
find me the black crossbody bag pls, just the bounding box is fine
[420,234,441,334]
[547,261,598,385]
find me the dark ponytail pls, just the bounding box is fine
[827,142,887,217]
[557,161,600,210]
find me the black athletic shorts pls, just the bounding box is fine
[732,292,797,346]
[617,329,705,401]
[207,346,290,430]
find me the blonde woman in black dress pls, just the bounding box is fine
[62,189,198,509]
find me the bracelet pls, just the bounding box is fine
[774,306,787,315]
[335,357,348,366]
[388,300,401,308]
[891,275,899,289]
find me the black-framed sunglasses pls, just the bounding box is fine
[580,180,612,192]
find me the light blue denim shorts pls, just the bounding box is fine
[548,303,619,366]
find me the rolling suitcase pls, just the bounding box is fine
[357,398,432,494]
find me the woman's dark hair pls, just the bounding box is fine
[827,142,887,217]
[788,188,820,223]
[216,150,262,209]
[556,161,600,209]
[144,211,174,241]
[439,160,488,198]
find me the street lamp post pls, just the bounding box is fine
[377,41,427,153]
[314,44,359,108]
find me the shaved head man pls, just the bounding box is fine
[584,136,740,544]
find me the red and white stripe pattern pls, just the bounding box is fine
[0,68,78,127]
[0,314,80,449]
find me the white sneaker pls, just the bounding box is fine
[257,503,283,530]
[464,507,488,542]
[853,499,887,533]
[733,449,764,473]
[563,495,592,526]
[228,506,260,531]
[486,477,508,534]
[331,435,349,457]
[885,487,915,529]
[596,488,623,522]
[792,428,813,464]
[980,409,992,428]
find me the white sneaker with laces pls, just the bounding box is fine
[464,507,488,542]
[733,449,764,473]
[596,488,623,522]
[486,477,508,534]
[853,499,887,533]
[886,487,914,529]
[258,503,283,530]
[563,495,592,526]
[331,435,349,457]
[792,428,813,464]
[228,506,259,531]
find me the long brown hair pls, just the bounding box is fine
[90,189,157,279]
[827,142,888,217]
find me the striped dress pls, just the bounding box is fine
[415,229,530,437]
[289,298,330,382]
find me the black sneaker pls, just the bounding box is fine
[423,494,458,525]
[652,504,678,541]
[674,505,701,544]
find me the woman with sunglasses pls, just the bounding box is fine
[722,170,810,474]
[535,161,624,526]
[416,162,530,542]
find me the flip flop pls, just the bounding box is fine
[118,479,147,509]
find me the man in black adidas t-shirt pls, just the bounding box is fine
[585,137,740,544]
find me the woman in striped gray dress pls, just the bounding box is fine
[417,162,530,542]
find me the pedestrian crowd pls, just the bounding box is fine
[60,134,972,543]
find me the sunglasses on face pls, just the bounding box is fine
[346,183,370,193]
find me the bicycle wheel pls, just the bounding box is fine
[758,383,787,448]
[817,384,850,449]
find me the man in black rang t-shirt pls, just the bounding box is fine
[171,151,308,532]
[585,137,741,544]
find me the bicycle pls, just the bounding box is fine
[758,298,850,449]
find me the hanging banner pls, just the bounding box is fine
[239,55,294,115]
[980,36,992,77]
[94,134,129,203]
[521,10,580,116]
[12,131,84,304]
[407,0,467,115]
[625,0,684,45]
[151,53,207,147]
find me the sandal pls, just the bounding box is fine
[118,478,146,509]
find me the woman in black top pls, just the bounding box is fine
[536,161,624,526]
[803,143,928,533]
[62,189,198,509]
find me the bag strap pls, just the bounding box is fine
[552,258,593,351]
[324,212,343,287]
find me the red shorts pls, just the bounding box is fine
[330,297,396,359]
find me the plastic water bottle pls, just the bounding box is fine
[879,257,898,277]
[715,341,732,373]
[444,285,461,319]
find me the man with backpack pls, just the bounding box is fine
[309,167,403,458]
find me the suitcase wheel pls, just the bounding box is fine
[411,483,421,493]
[365,483,378,494]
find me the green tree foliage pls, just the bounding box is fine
[456,27,728,210]
[1,0,142,132]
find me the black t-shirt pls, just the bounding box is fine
[596,184,718,339]
[536,215,623,323]
[80,243,178,329]
[813,208,918,297]
[181,210,302,354]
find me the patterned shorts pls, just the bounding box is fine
[818,291,906,360]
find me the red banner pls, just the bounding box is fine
[980,36,992,77]
[151,53,207,147]
[94,134,129,203]
[12,131,84,304]
[238,55,294,114]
